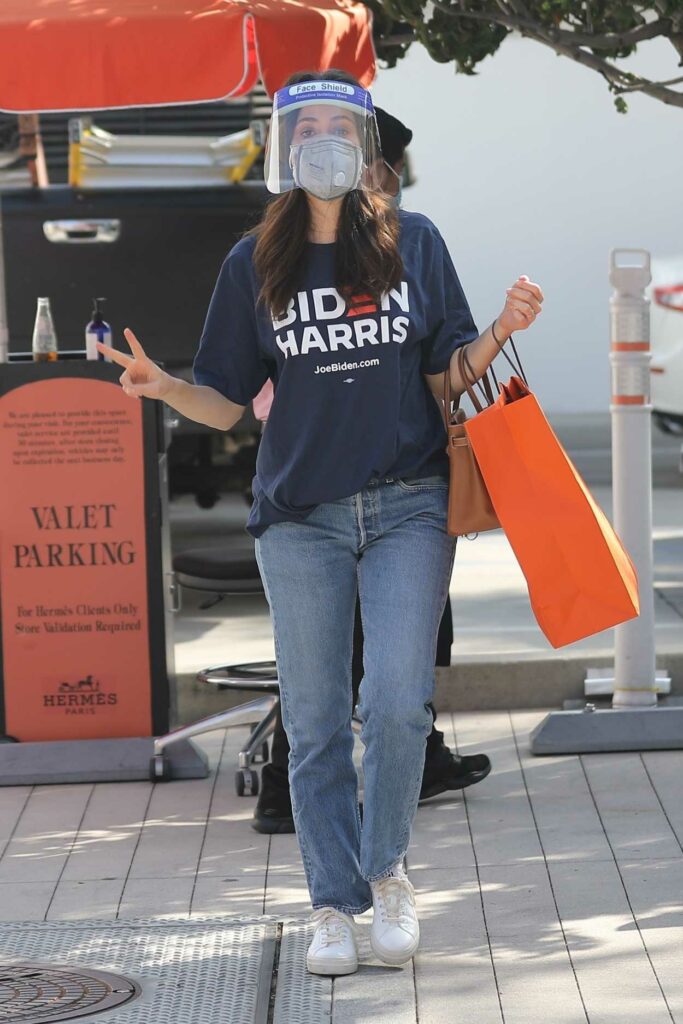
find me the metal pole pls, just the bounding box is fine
[608,249,657,709]
[0,202,8,363]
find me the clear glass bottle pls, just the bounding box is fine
[32,297,58,362]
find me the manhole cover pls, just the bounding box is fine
[0,963,139,1024]
[0,917,328,1024]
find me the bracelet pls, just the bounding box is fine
[491,319,507,347]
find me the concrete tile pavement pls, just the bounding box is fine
[1,718,681,1022]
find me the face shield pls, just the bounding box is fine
[264,80,382,201]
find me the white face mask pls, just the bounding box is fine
[290,134,363,201]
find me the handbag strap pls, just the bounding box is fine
[459,344,487,413]
[442,357,453,430]
[442,344,487,425]
[462,344,496,406]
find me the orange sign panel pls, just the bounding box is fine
[0,378,153,740]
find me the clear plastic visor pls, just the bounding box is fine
[264,81,382,195]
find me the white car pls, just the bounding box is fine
[649,256,683,436]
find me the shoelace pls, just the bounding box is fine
[373,876,416,925]
[310,908,354,947]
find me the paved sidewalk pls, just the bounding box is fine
[0,715,681,1022]
[2,419,680,1020]
[170,484,683,716]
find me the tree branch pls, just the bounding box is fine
[433,1,668,51]
[380,32,418,46]
[428,0,683,108]
[555,18,669,51]
[615,73,683,94]
[429,0,537,35]
[493,0,514,17]
[584,1,594,35]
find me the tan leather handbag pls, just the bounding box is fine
[442,334,528,538]
[442,344,500,537]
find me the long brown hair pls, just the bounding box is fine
[251,70,403,320]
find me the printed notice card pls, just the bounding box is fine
[0,377,152,740]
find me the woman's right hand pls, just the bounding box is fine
[96,328,175,401]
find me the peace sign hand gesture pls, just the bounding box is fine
[96,328,175,401]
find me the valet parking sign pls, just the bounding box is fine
[0,377,153,741]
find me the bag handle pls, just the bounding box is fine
[490,326,528,386]
[441,326,529,430]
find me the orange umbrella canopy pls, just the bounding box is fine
[0,0,376,113]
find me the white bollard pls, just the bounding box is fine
[531,256,675,751]
[609,249,657,708]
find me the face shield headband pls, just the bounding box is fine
[264,80,381,199]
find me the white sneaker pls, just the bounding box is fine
[370,863,420,965]
[306,907,359,976]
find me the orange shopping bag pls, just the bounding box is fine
[464,374,640,648]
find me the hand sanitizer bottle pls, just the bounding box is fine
[85,297,112,361]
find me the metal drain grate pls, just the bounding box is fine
[273,923,332,1024]
[0,918,276,1024]
[0,918,333,1024]
[0,963,139,1024]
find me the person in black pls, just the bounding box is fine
[251,106,491,837]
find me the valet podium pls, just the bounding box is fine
[0,360,207,783]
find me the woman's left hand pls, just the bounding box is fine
[496,275,544,337]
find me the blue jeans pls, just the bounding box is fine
[254,474,456,915]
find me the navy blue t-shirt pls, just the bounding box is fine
[193,210,479,537]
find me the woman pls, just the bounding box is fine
[98,69,544,976]
[250,104,492,838]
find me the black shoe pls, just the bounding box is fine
[419,738,491,803]
[253,767,365,833]
[252,740,489,829]
[251,764,296,834]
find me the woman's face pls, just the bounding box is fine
[292,104,362,146]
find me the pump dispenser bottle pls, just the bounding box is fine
[85,297,112,361]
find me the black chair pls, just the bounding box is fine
[151,545,279,795]
[152,542,365,793]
